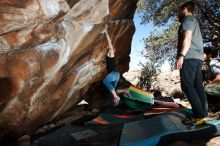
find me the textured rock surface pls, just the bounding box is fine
[0,0,137,141]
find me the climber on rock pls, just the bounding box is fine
[102,28,121,106]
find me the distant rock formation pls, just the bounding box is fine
[0,0,137,140]
[124,70,182,97]
[151,70,182,97]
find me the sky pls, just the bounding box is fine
[129,13,171,72]
[129,13,153,71]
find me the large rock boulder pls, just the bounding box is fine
[0,0,137,141]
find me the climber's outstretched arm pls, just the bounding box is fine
[105,32,115,57]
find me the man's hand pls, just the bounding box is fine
[175,56,184,70]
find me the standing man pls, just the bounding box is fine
[176,1,208,125]
[102,30,121,106]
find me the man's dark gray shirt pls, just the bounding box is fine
[178,15,204,60]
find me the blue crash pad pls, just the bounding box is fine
[120,111,220,146]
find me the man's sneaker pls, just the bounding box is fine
[194,118,206,126]
[183,117,206,126]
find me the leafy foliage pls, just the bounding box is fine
[197,1,220,48]
[137,0,220,89]
[137,62,156,90]
[143,21,179,68]
[137,0,220,68]
[137,0,184,25]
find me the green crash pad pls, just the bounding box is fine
[120,110,220,146]
[123,86,154,111]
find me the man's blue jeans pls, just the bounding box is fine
[103,71,120,93]
[180,59,208,118]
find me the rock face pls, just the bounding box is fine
[0,0,137,141]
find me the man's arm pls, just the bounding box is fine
[212,74,220,83]
[180,30,192,55]
[176,30,192,69]
[105,32,115,57]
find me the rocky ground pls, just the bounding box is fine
[1,104,93,146]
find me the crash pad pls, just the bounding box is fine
[144,108,182,117]
[154,97,175,102]
[33,124,123,146]
[84,114,143,126]
[84,107,183,126]
[154,100,179,108]
[122,86,154,111]
[83,103,182,126]
[120,111,220,146]
[100,104,142,115]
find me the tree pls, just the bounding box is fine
[197,1,220,48]
[143,21,179,68]
[137,62,157,91]
[137,0,220,68]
